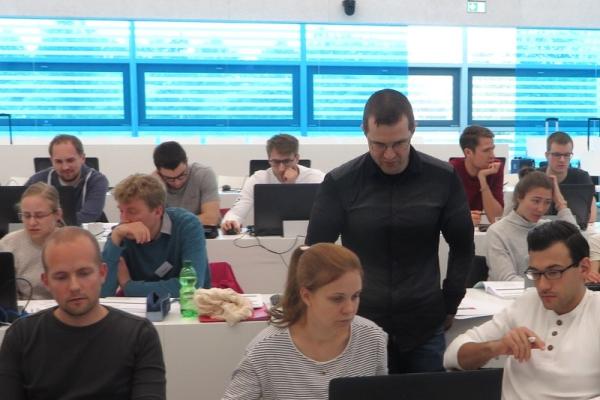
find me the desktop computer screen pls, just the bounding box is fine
[253,183,320,236]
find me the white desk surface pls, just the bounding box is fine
[0,289,510,400]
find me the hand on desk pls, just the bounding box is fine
[471,210,482,226]
[221,220,241,235]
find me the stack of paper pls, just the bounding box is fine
[483,281,525,299]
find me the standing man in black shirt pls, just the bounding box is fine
[0,227,166,400]
[306,89,474,373]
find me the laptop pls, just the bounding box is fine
[329,369,503,400]
[0,252,18,323]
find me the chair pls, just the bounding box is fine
[249,159,311,176]
[34,157,100,172]
[329,368,503,400]
[465,255,489,288]
[209,262,244,293]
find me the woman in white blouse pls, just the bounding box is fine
[222,243,387,400]
[0,182,63,299]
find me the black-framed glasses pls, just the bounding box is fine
[158,167,189,183]
[18,210,56,221]
[548,152,573,159]
[524,263,578,281]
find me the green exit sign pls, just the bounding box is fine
[467,1,487,13]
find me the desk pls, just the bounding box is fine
[94,227,489,294]
[0,289,510,400]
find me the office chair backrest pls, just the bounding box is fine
[34,157,100,172]
[329,368,503,400]
[249,159,311,176]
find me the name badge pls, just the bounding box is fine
[154,261,174,278]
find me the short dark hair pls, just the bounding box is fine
[528,220,589,264]
[546,131,573,151]
[459,125,494,152]
[362,89,415,134]
[49,134,84,157]
[153,141,188,170]
[266,134,299,156]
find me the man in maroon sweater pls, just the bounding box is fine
[450,125,504,226]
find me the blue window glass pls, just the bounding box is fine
[306,24,407,63]
[139,65,298,126]
[0,19,130,59]
[0,63,129,125]
[134,21,300,62]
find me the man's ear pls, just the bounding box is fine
[42,272,49,288]
[579,257,591,276]
[464,148,474,158]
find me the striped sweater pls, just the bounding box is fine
[222,316,388,400]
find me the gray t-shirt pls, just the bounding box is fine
[165,162,219,215]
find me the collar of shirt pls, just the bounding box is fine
[159,210,173,236]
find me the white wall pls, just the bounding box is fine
[0,0,599,28]
[0,143,509,186]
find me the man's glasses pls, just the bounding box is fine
[524,262,578,281]
[159,168,189,183]
[268,158,296,167]
[368,139,410,153]
[548,152,573,160]
[19,210,56,221]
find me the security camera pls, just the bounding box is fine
[342,0,356,16]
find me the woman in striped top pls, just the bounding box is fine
[223,243,388,400]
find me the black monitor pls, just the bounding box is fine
[329,369,503,400]
[546,183,595,230]
[34,157,99,172]
[249,159,311,176]
[253,183,320,236]
[0,186,78,238]
[0,252,18,323]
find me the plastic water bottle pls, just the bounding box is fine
[179,260,198,318]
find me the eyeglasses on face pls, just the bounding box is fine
[19,210,56,221]
[268,158,296,167]
[159,168,189,183]
[548,152,573,159]
[524,262,578,281]
[368,139,410,153]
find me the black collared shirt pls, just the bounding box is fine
[306,147,474,351]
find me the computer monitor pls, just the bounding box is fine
[0,252,18,323]
[34,157,99,172]
[0,186,78,238]
[249,159,311,176]
[253,183,320,236]
[329,369,503,400]
[557,183,595,230]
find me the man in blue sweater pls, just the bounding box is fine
[25,134,109,224]
[101,174,210,297]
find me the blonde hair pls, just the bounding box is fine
[270,243,363,327]
[112,174,166,210]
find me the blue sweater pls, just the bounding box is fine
[25,164,109,224]
[101,207,210,297]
